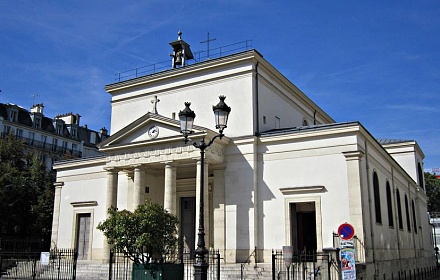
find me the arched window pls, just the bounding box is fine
[386,181,394,227]
[417,162,424,191]
[373,172,382,224]
[411,199,417,233]
[405,195,411,232]
[396,189,403,230]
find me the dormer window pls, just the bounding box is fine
[9,110,17,122]
[90,132,96,144]
[71,128,77,138]
[34,117,41,129]
[57,124,63,135]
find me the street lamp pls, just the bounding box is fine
[178,96,231,280]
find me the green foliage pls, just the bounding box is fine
[97,200,179,265]
[425,172,440,213]
[0,134,55,238]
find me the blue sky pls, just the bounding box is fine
[1,1,439,169]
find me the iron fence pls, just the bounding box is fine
[272,249,339,280]
[109,248,220,280]
[0,248,77,280]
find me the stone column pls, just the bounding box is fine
[133,165,145,209]
[103,168,119,263]
[164,162,177,215]
[196,159,210,248]
[50,182,64,248]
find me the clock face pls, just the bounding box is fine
[148,126,159,139]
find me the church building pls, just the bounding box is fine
[51,33,435,278]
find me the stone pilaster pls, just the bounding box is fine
[50,182,64,248]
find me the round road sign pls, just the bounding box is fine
[338,223,355,240]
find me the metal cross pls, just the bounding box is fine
[200,32,216,59]
[151,95,160,114]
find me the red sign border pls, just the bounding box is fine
[338,223,355,240]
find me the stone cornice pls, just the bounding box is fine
[105,141,225,168]
[71,201,98,207]
[280,186,327,195]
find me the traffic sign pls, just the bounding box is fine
[338,223,355,240]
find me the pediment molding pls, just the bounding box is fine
[105,140,226,168]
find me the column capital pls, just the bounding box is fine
[163,161,177,167]
[132,164,144,170]
[104,167,120,173]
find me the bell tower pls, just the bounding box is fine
[169,31,194,68]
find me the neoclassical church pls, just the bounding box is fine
[51,33,435,278]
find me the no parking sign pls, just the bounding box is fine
[338,223,356,279]
[338,223,355,240]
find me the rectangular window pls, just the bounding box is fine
[71,128,77,138]
[72,143,78,151]
[52,138,58,151]
[62,141,68,153]
[4,125,11,134]
[29,132,35,140]
[90,132,96,144]
[34,117,41,128]
[16,129,23,138]
[275,116,280,129]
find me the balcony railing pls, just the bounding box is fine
[0,133,82,158]
[115,40,253,82]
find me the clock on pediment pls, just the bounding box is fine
[148,125,159,139]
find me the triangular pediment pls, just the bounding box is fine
[98,113,209,152]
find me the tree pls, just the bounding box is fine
[97,200,179,265]
[0,134,55,240]
[425,172,440,213]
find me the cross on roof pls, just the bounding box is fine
[200,32,216,59]
[151,95,160,114]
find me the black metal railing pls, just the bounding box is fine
[240,247,257,279]
[272,249,339,280]
[114,40,253,82]
[0,133,82,158]
[109,248,220,280]
[332,233,366,264]
[0,248,77,280]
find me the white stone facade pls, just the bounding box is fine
[51,49,435,278]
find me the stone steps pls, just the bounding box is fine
[75,261,274,280]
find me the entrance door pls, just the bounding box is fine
[180,197,196,257]
[290,202,317,253]
[76,213,91,260]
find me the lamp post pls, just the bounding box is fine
[179,96,231,280]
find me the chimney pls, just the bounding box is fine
[100,127,108,136]
[31,103,44,114]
